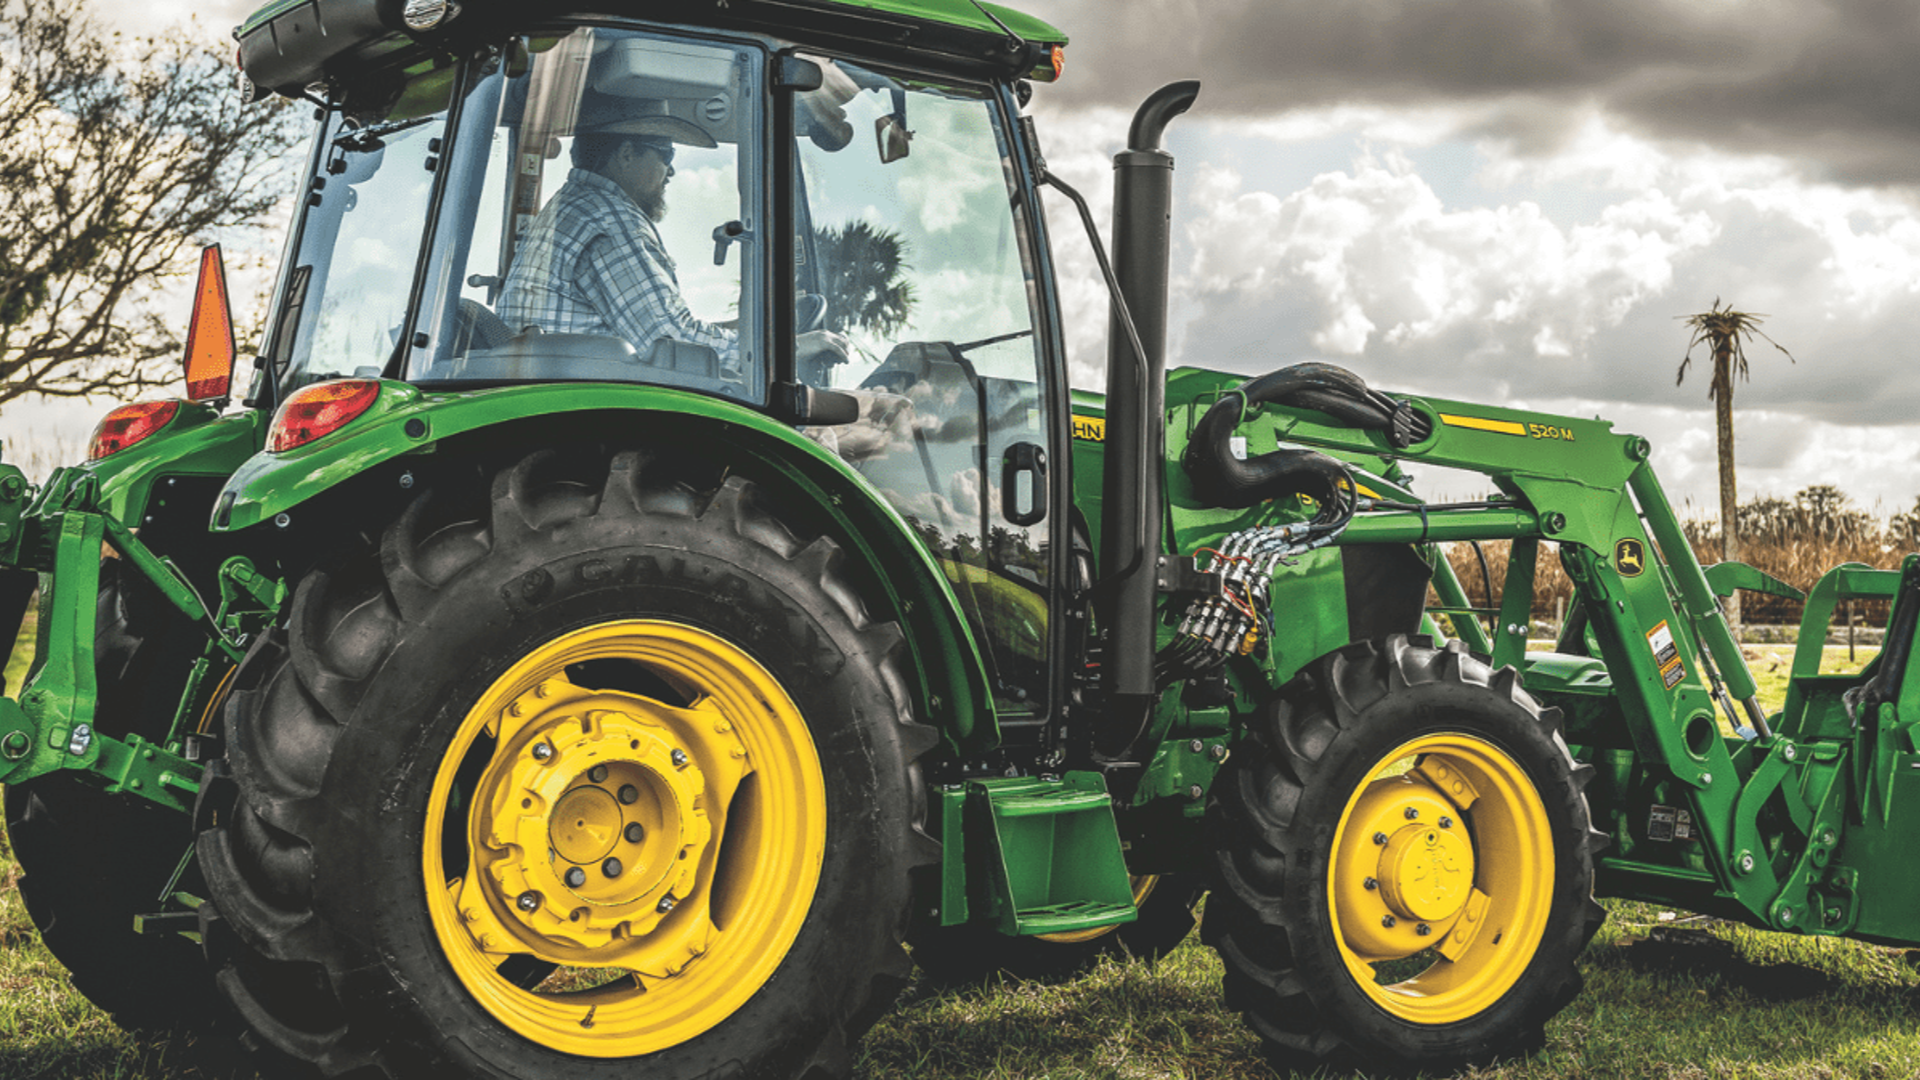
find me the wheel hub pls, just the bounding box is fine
[1377,823,1474,923]
[1331,766,1480,959]
[451,674,749,971]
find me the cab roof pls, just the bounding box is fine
[237,0,1069,101]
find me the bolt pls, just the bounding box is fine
[658,894,677,914]
[1738,853,1756,874]
[1820,829,1837,846]
[626,822,645,844]
[517,891,540,912]
[671,749,688,768]
[1,731,28,760]
[1416,923,1431,937]
[564,867,587,888]
[1189,739,1204,753]
[1778,906,1795,927]
[1382,915,1397,929]
[1825,907,1842,925]
[619,785,639,805]
[1209,744,1228,762]
[1438,816,1452,828]
[1404,807,1419,820]
[398,471,415,489]
[1363,877,1378,891]
[1784,745,1797,762]
[589,764,609,783]
[1187,784,1204,800]
[273,512,291,529]
[1702,773,1713,786]
[68,723,92,756]
[532,742,554,762]
[1374,831,1389,845]
[602,858,623,879]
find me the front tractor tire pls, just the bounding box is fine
[195,448,936,1079]
[1206,636,1606,1075]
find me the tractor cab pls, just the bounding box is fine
[251,5,1069,716]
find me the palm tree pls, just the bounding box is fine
[811,220,915,337]
[1677,299,1795,627]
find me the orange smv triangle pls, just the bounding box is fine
[183,244,236,401]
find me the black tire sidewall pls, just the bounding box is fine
[309,523,917,1077]
[1278,676,1592,1067]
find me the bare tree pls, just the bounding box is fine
[0,0,298,406]
[1676,298,1795,627]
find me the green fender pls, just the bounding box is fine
[79,403,267,525]
[212,380,999,751]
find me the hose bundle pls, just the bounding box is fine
[1161,363,1428,679]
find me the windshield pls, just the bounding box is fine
[411,29,762,400]
[268,67,457,393]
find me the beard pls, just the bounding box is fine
[640,190,668,222]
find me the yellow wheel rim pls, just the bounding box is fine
[1033,875,1161,944]
[423,619,826,1057]
[1326,733,1553,1024]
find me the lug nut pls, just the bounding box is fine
[1382,915,1397,928]
[532,742,554,762]
[1373,832,1389,846]
[619,785,639,805]
[657,894,677,914]
[602,858,623,879]
[670,749,689,768]
[1438,816,1452,829]
[1363,877,1378,891]
[626,822,645,843]
[1404,807,1419,820]
[517,891,540,912]
[564,867,587,888]
[589,764,609,783]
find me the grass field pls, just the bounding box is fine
[1,637,1914,1079]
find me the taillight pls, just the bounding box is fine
[268,380,381,452]
[88,401,180,460]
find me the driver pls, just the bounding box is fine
[498,94,846,376]
[498,96,735,362]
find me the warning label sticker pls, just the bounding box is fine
[1648,620,1685,690]
[1647,803,1697,842]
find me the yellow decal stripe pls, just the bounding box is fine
[1438,413,1528,437]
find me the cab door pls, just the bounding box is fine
[789,59,1059,721]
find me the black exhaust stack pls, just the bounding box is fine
[1096,81,1199,759]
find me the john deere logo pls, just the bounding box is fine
[1614,538,1646,577]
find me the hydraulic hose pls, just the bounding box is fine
[1183,362,1426,510]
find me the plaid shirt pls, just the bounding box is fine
[497,168,737,364]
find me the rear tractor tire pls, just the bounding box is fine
[1206,635,1607,1075]
[195,448,937,1079]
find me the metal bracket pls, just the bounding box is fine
[1155,555,1222,597]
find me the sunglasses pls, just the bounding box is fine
[633,138,675,167]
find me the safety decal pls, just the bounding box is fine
[1647,803,1697,842]
[1614,538,1646,577]
[1647,620,1685,690]
[1071,414,1104,442]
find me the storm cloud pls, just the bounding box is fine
[1028,0,1920,190]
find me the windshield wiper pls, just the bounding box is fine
[335,114,435,153]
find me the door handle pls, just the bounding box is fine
[1001,442,1047,527]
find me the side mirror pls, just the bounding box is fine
[183,244,236,402]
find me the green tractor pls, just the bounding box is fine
[1,0,1912,1076]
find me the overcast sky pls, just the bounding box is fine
[17,0,1920,515]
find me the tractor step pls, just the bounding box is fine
[953,772,1137,936]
